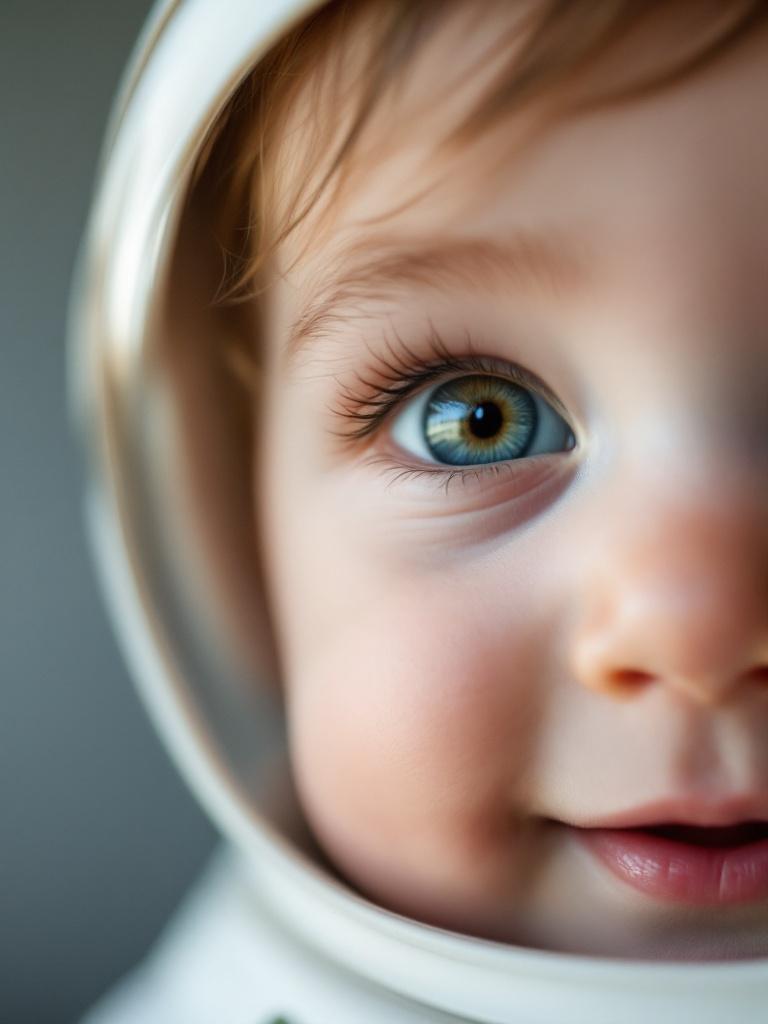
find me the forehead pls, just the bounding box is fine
[270,7,768,359]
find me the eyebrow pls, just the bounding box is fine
[284,231,588,366]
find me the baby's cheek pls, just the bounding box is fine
[285,579,544,927]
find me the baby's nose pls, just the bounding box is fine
[569,473,768,707]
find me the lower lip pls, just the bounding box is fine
[574,827,768,905]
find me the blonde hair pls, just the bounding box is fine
[205,0,764,310]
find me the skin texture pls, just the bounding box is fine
[254,4,768,959]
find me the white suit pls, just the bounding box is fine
[70,1,768,1020]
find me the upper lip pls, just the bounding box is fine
[557,794,768,830]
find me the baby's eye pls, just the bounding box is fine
[390,373,574,467]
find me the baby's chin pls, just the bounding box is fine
[330,873,768,962]
[347,875,768,963]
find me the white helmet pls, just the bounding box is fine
[69,2,768,1020]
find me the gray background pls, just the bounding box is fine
[1,4,217,1022]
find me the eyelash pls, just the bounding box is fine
[331,325,571,490]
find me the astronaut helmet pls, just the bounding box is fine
[69,2,768,1021]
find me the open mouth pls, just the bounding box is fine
[640,820,768,848]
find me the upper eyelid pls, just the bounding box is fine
[331,351,570,445]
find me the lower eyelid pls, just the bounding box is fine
[361,447,569,498]
[354,450,579,537]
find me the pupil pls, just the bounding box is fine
[468,401,502,440]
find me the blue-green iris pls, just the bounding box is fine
[423,375,537,465]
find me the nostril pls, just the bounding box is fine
[745,665,768,686]
[606,668,655,693]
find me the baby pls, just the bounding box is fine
[77,0,768,1019]
[226,0,768,962]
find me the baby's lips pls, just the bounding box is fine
[554,791,768,906]
[575,825,768,906]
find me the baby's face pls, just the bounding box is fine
[255,4,768,959]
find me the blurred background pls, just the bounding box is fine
[1,4,217,1022]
